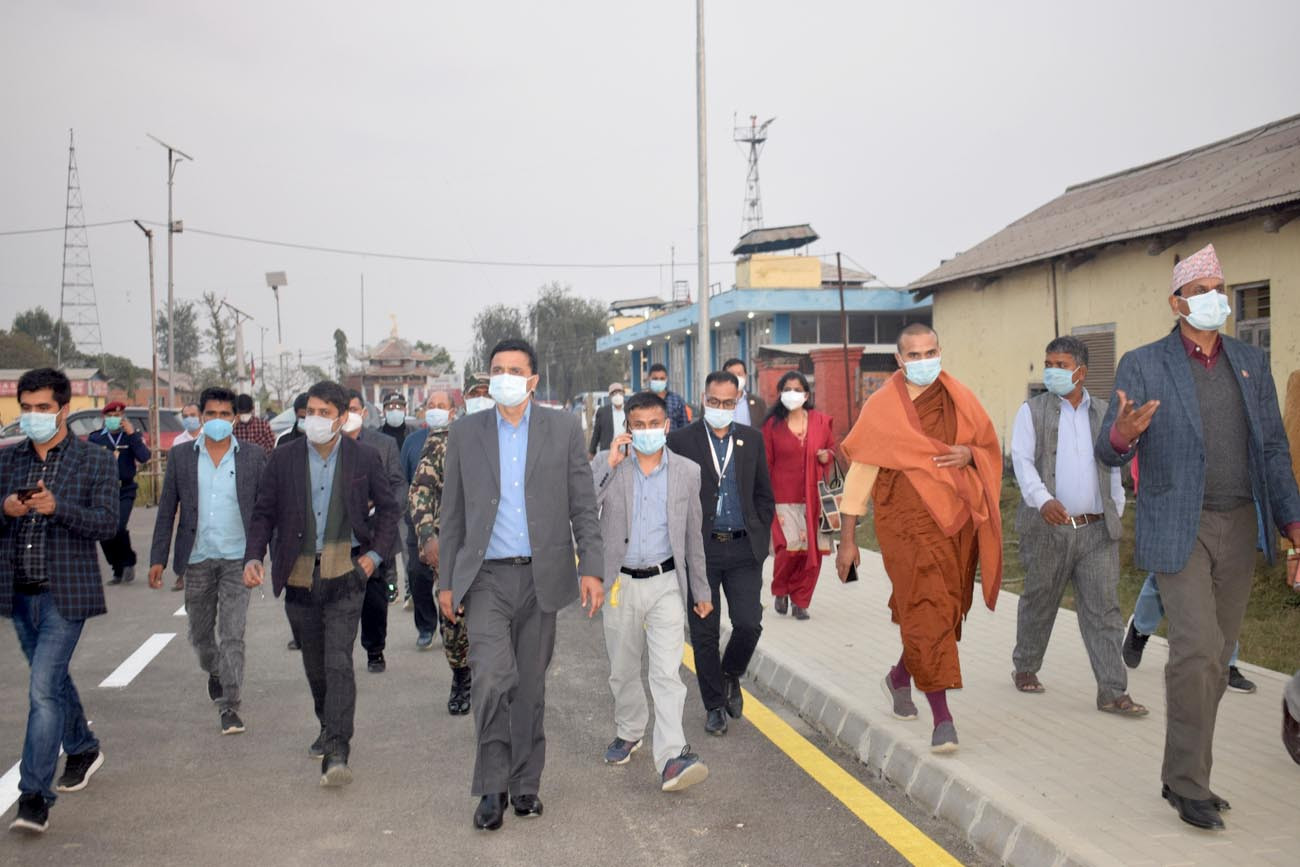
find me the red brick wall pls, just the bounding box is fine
[809,347,865,442]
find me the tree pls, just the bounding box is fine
[201,292,238,384]
[155,299,201,376]
[12,308,74,359]
[98,353,143,395]
[470,304,528,372]
[333,329,349,380]
[527,283,623,403]
[413,340,454,374]
[0,330,55,369]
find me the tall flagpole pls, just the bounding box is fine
[695,0,710,396]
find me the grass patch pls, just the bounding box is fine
[855,479,1300,674]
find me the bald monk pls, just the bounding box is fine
[835,324,1003,753]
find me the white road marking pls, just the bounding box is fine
[174,604,186,617]
[98,633,176,688]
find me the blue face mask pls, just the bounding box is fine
[903,357,941,387]
[104,416,122,432]
[648,379,668,394]
[1042,367,1078,397]
[489,374,531,408]
[20,411,61,444]
[181,416,201,432]
[630,427,667,455]
[385,409,407,428]
[703,407,734,429]
[202,418,233,441]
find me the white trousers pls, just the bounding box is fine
[603,569,688,773]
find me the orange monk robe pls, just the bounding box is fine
[840,371,1003,691]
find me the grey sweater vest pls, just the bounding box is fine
[1189,357,1253,511]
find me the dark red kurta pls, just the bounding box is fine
[764,410,836,608]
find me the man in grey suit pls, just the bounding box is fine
[148,386,267,736]
[591,391,711,792]
[1095,244,1300,830]
[344,390,405,674]
[437,338,603,831]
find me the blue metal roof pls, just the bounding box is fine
[596,286,929,352]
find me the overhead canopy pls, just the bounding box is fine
[732,223,819,256]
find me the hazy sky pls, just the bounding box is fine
[2,1,1298,371]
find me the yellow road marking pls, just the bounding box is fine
[681,644,961,867]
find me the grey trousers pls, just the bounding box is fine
[1155,503,1257,800]
[285,573,366,760]
[183,558,250,712]
[464,561,556,797]
[1013,519,1127,703]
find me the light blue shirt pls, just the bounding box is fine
[625,450,673,568]
[1011,391,1125,517]
[190,435,245,563]
[307,436,381,569]
[710,426,745,531]
[734,392,752,426]
[486,404,533,559]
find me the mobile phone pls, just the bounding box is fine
[844,562,859,583]
[14,487,40,501]
[619,442,630,457]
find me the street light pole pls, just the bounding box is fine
[695,0,710,398]
[148,134,192,407]
[265,271,288,403]
[133,220,161,502]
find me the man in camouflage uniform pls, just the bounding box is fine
[409,384,474,716]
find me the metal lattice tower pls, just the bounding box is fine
[734,114,775,233]
[58,129,103,366]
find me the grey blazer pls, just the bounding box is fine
[150,438,267,575]
[1095,330,1300,572]
[589,447,709,608]
[358,426,406,513]
[439,402,603,612]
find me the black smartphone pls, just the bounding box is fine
[844,562,859,583]
[14,487,40,501]
[619,442,630,457]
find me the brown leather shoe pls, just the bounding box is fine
[1098,694,1149,717]
[1012,671,1045,693]
[172,576,184,592]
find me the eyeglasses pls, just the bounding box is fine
[704,398,738,409]
[1177,284,1226,298]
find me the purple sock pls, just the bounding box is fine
[926,689,952,726]
[888,653,910,690]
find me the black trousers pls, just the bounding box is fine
[405,521,437,635]
[285,571,366,759]
[100,489,137,573]
[687,536,764,711]
[359,561,394,656]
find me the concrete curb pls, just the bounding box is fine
[742,639,1122,866]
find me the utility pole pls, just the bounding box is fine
[133,220,160,501]
[695,0,710,397]
[266,271,288,402]
[220,298,255,394]
[148,133,193,406]
[836,252,854,427]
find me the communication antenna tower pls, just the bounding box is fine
[734,114,775,233]
[57,129,103,365]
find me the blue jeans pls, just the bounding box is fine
[1134,573,1240,667]
[11,593,99,802]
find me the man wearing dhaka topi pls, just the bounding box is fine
[835,324,1003,754]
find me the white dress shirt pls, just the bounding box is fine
[734,392,752,426]
[1012,391,1124,517]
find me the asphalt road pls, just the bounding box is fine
[0,505,985,866]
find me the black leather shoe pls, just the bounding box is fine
[791,604,810,620]
[1122,616,1149,669]
[1162,786,1224,830]
[705,707,728,736]
[448,667,471,716]
[474,793,508,831]
[1163,783,1230,812]
[511,794,543,818]
[286,639,300,651]
[774,595,789,615]
[367,652,386,673]
[723,675,743,719]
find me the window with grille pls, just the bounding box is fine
[1234,281,1270,363]
[1070,324,1117,398]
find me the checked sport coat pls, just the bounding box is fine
[0,435,120,619]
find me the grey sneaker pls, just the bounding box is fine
[308,727,326,759]
[660,746,709,792]
[881,673,918,720]
[604,736,642,765]
[931,720,959,754]
[220,709,246,735]
[1227,666,1256,694]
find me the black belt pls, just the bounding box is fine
[620,557,675,580]
[14,582,50,596]
[709,529,747,542]
[485,556,532,565]
[1068,514,1104,528]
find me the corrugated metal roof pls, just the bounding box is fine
[819,261,875,284]
[732,224,819,255]
[910,113,1300,294]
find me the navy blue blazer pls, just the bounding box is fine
[0,435,120,619]
[1095,330,1300,573]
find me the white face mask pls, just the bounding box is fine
[464,396,495,415]
[341,411,364,434]
[1180,290,1231,331]
[384,409,406,428]
[489,373,531,407]
[780,390,807,410]
[610,393,624,408]
[425,408,451,428]
[238,413,252,424]
[303,415,339,445]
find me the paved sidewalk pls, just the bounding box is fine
[739,551,1298,866]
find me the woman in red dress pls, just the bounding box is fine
[762,371,836,620]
